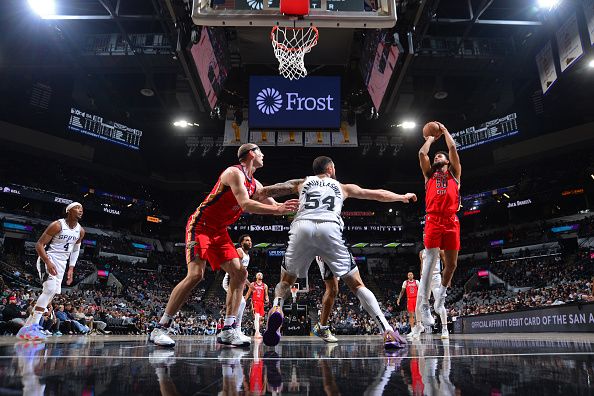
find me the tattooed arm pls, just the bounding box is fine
[253,179,304,202]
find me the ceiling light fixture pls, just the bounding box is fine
[28,0,55,18]
[537,0,560,10]
[503,193,510,199]
[396,121,416,129]
[140,88,155,97]
[173,120,199,128]
[588,59,594,69]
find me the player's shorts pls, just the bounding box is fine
[424,213,460,251]
[253,300,265,316]
[250,360,264,393]
[283,220,357,279]
[315,256,336,281]
[407,297,417,313]
[37,254,67,295]
[185,222,239,270]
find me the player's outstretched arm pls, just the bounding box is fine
[437,122,461,180]
[342,183,417,203]
[252,179,304,202]
[419,136,435,180]
[222,167,299,215]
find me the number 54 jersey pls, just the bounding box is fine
[293,176,344,228]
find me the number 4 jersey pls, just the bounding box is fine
[293,176,344,227]
[45,218,82,263]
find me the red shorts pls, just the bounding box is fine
[185,222,239,270]
[424,213,460,251]
[407,298,417,313]
[253,300,265,316]
[250,360,264,393]
[410,359,424,396]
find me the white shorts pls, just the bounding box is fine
[37,254,67,295]
[430,274,442,298]
[284,220,357,279]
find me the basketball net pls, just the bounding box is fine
[271,26,319,80]
[290,285,298,301]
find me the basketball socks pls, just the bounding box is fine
[236,297,246,330]
[223,316,236,328]
[355,287,393,333]
[420,248,440,302]
[254,314,260,335]
[159,313,174,328]
[272,297,284,309]
[318,323,329,330]
[273,276,292,309]
[25,311,43,327]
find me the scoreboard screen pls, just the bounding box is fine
[451,113,519,151]
[67,107,142,150]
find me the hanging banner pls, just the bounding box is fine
[304,131,332,147]
[223,120,249,146]
[331,122,358,147]
[556,13,584,72]
[535,41,558,94]
[249,131,276,146]
[585,0,594,46]
[277,131,304,146]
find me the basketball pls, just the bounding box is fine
[423,121,443,139]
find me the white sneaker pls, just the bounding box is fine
[218,328,251,347]
[149,327,176,347]
[235,328,251,344]
[420,303,435,327]
[149,350,176,367]
[407,324,425,340]
[440,327,449,339]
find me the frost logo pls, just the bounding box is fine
[247,0,263,9]
[256,88,283,115]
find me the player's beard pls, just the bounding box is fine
[431,161,447,172]
[242,243,250,251]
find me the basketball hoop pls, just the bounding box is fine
[290,285,298,300]
[271,25,319,80]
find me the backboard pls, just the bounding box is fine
[192,0,397,29]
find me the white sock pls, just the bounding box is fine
[273,297,284,308]
[236,297,246,330]
[159,312,174,327]
[420,248,439,301]
[355,287,393,333]
[254,313,260,335]
[224,316,236,327]
[26,311,43,326]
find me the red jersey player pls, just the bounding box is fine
[397,272,420,328]
[149,143,298,348]
[245,272,269,337]
[417,122,461,327]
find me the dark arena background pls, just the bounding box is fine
[1,0,594,394]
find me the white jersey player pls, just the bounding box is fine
[17,202,85,340]
[410,249,448,340]
[221,234,252,337]
[258,156,417,349]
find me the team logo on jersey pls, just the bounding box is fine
[256,88,283,115]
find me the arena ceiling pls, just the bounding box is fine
[0,0,593,188]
